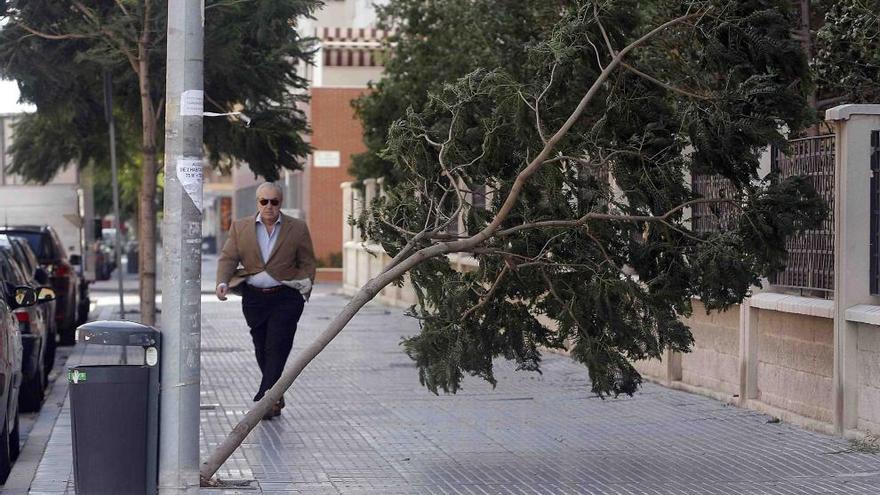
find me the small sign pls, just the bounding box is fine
[68,369,88,384]
[177,158,204,213]
[313,150,341,168]
[180,90,204,116]
[145,347,159,366]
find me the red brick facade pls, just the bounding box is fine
[308,87,369,281]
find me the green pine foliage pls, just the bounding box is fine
[358,0,825,397]
[813,0,880,104]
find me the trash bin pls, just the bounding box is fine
[68,320,160,495]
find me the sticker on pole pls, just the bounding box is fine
[68,369,87,384]
[180,90,204,116]
[177,158,204,213]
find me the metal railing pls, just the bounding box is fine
[691,135,836,296]
[691,174,738,234]
[768,135,836,295]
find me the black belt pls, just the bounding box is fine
[247,284,284,294]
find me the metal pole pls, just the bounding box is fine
[103,71,126,320]
[159,1,203,493]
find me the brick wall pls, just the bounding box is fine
[308,87,369,274]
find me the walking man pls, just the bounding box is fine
[216,182,317,419]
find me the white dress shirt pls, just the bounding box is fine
[247,214,282,288]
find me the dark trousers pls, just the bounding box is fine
[241,285,305,401]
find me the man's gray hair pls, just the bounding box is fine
[256,182,284,201]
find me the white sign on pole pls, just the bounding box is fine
[176,158,204,212]
[313,150,341,168]
[180,90,204,116]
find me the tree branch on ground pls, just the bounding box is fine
[201,0,826,481]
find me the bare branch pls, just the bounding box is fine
[585,36,606,71]
[461,265,510,319]
[534,63,558,144]
[593,3,617,57]
[206,0,255,9]
[14,22,95,40]
[583,230,623,273]
[495,198,739,238]
[458,10,710,249]
[114,0,132,18]
[200,8,716,481]
[622,62,711,100]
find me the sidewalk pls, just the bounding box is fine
[8,259,880,493]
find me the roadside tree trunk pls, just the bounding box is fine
[137,5,159,326]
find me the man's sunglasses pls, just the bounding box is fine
[258,198,280,206]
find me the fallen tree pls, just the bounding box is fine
[202,0,824,480]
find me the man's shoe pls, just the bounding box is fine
[262,407,276,420]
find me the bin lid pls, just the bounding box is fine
[76,320,160,347]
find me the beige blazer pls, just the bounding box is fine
[217,213,317,293]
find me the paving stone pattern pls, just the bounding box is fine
[199,289,880,494]
[22,284,880,494]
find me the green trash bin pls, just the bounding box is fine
[68,320,160,495]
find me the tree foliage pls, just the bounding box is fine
[813,0,880,105]
[0,0,316,182]
[357,0,825,397]
[351,0,568,183]
[0,0,319,324]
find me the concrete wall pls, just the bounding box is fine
[856,322,880,432]
[756,310,834,423]
[680,302,740,397]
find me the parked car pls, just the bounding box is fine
[0,226,88,345]
[0,243,53,412]
[0,278,31,483]
[1,236,58,380]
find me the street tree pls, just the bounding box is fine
[201,0,824,480]
[352,0,567,183]
[0,0,317,325]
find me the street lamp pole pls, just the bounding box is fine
[102,71,125,320]
[159,1,204,493]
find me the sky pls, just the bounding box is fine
[0,79,35,114]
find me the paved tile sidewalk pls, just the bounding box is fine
[20,281,880,494]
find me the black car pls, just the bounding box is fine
[3,237,57,378]
[0,243,53,412]
[0,226,88,345]
[0,278,32,482]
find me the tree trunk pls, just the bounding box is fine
[200,244,447,480]
[797,0,819,136]
[137,35,158,326]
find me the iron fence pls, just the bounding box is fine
[768,135,835,295]
[691,174,738,234]
[690,135,836,296]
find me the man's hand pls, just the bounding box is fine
[216,283,228,301]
